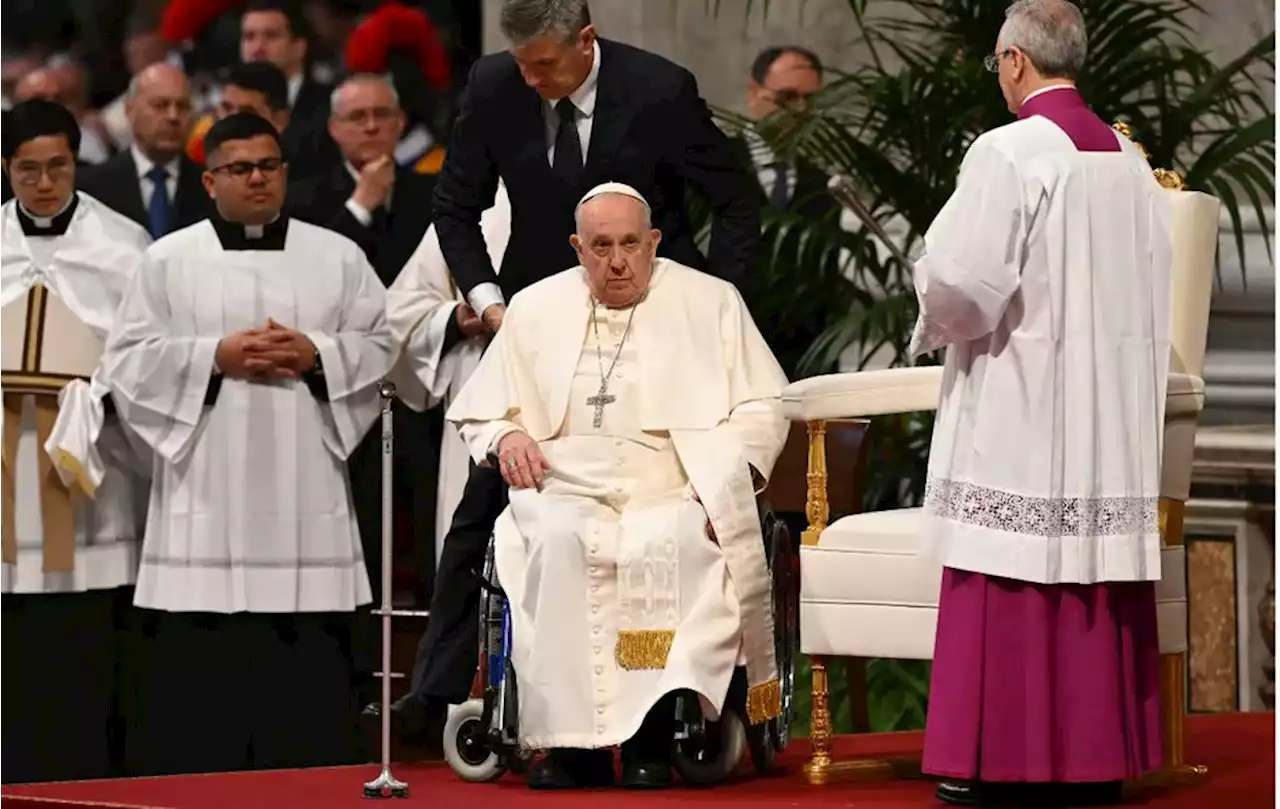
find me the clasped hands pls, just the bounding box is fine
[454,302,504,338]
[215,318,317,381]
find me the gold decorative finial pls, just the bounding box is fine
[1113,118,1186,190]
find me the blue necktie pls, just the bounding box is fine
[146,165,171,238]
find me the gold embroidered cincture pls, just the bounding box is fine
[746,678,782,725]
[614,629,675,670]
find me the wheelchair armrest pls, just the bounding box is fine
[781,366,944,422]
[1166,373,1205,416]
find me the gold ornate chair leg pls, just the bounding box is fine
[805,655,833,785]
[1128,499,1207,795]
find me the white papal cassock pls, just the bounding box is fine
[387,181,512,552]
[911,117,1173,585]
[100,217,392,613]
[447,259,789,749]
[0,191,151,594]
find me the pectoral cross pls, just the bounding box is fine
[586,384,616,429]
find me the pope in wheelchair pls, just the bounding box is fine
[440,183,795,789]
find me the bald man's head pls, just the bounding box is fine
[127,63,193,163]
[14,70,60,104]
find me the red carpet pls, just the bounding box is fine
[3,713,1272,808]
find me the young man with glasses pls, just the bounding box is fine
[99,112,394,776]
[0,99,152,783]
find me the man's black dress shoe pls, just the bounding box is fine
[619,758,672,789]
[526,749,614,789]
[360,695,445,747]
[936,780,983,806]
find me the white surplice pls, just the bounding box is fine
[386,182,511,552]
[0,193,151,594]
[447,260,789,748]
[100,218,393,613]
[911,118,1173,585]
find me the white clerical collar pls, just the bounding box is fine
[19,192,76,230]
[131,143,180,182]
[244,214,281,239]
[551,38,601,118]
[1022,83,1076,105]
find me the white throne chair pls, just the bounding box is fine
[782,152,1221,786]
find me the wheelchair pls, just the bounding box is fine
[441,500,800,785]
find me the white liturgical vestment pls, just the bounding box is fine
[911,118,1173,586]
[0,193,151,594]
[100,217,392,613]
[386,181,511,550]
[447,260,789,748]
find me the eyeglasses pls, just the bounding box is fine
[208,158,285,179]
[10,159,73,186]
[333,107,398,126]
[983,49,1012,73]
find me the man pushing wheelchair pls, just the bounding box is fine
[441,184,791,789]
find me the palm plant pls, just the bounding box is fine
[706,0,1275,733]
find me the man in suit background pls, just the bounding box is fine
[740,45,834,219]
[370,0,762,747]
[730,46,851,377]
[239,0,336,180]
[290,74,441,624]
[77,63,212,238]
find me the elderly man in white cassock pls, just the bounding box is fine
[446,182,789,790]
[99,112,393,776]
[1,98,151,784]
[915,2,1173,807]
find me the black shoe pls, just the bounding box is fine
[361,695,444,747]
[619,758,672,789]
[527,749,614,790]
[937,781,983,807]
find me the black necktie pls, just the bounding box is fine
[769,162,791,211]
[553,98,584,189]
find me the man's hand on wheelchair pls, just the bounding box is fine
[497,430,550,490]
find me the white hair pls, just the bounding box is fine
[329,73,400,112]
[999,0,1088,80]
[574,182,652,232]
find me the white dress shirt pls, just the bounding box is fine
[466,39,602,319]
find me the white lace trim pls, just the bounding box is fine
[924,477,1159,537]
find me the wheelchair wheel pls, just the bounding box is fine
[748,504,799,773]
[444,699,507,782]
[672,709,748,785]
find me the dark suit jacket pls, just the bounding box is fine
[288,162,436,288]
[282,76,340,183]
[433,38,761,300]
[76,150,213,236]
[726,133,838,221]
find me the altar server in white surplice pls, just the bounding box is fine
[447,183,788,790]
[387,180,511,559]
[917,4,1172,807]
[99,113,393,776]
[0,99,151,785]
